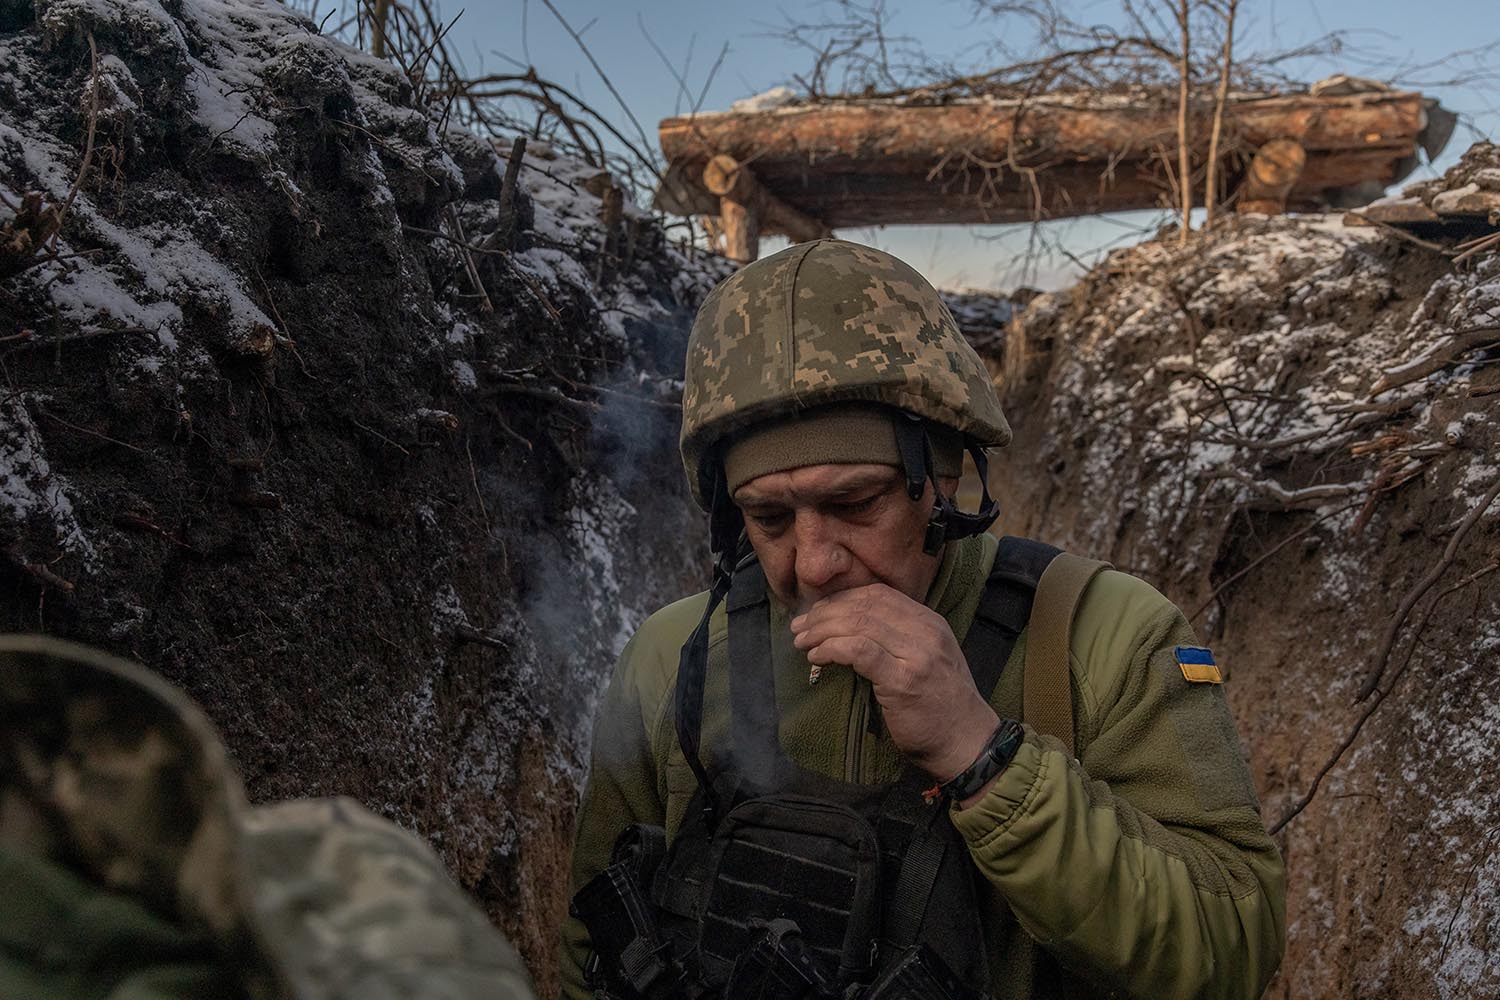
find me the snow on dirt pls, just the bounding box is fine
[1,0,729,989]
[998,198,1499,998]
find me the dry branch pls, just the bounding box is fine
[1174,0,1191,243]
[1370,327,1500,395]
[1203,0,1237,224]
[1272,555,1500,835]
[1353,476,1500,702]
[453,622,508,650]
[3,547,76,593]
[1219,468,1368,508]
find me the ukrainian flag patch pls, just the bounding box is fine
[1174,646,1223,684]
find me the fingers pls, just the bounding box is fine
[793,608,911,659]
[803,633,898,686]
[791,584,949,660]
[790,583,912,635]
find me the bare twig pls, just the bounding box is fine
[54,35,102,249]
[38,409,148,455]
[1202,0,1236,225]
[4,547,75,593]
[1354,476,1500,701]
[1271,557,1500,835]
[453,622,508,650]
[537,0,662,184]
[350,416,412,456]
[1,325,154,353]
[1219,468,1367,508]
[1371,327,1500,396]
[489,380,598,414]
[1187,502,1357,622]
[113,512,198,552]
[1347,211,1457,255]
[1441,827,1499,968]
[464,434,493,538]
[493,413,533,452]
[1174,0,1192,243]
[445,207,493,314]
[1452,231,1500,267]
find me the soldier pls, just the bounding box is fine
[0,633,535,1000]
[561,240,1285,999]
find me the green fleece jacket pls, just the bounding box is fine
[560,534,1285,999]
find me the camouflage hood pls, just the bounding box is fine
[680,239,1011,507]
[0,634,533,1000]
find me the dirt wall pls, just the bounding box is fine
[993,211,1499,997]
[0,0,724,991]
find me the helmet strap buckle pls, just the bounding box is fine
[892,412,1001,556]
[922,512,948,556]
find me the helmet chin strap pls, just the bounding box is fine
[892,412,1001,556]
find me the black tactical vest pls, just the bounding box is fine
[573,538,1064,1000]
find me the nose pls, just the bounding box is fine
[792,512,848,593]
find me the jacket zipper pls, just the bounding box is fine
[846,675,870,781]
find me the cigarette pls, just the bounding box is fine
[808,664,823,686]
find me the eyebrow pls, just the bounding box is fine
[735,470,901,507]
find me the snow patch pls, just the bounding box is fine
[0,397,99,570]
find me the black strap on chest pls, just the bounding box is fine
[877,536,1061,951]
[685,536,1064,990]
[674,535,1064,820]
[966,536,1063,696]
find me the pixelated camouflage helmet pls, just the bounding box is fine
[680,239,1011,508]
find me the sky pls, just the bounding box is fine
[384,0,1500,291]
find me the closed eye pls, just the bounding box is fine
[835,496,878,515]
[745,509,791,529]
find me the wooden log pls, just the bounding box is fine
[1348,199,1441,226]
[714,146,1412,227]
[661,92,1428,171]
[702,153,748,197]
[1237,139,1307,214]
[702,153,831,247]
[720,193,760,263]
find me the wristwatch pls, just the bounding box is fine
[925,718,1025,804]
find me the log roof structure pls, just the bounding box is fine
[657,81,1455,262]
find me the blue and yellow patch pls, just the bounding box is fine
[1174,646,1223,684]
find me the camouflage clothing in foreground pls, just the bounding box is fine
[0,634,534,1000]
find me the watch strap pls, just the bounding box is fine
[930,718,1025,804]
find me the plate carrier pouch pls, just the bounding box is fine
[572,537,1110,999]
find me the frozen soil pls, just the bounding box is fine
[0,0,728,989]
[995,206,1499,998]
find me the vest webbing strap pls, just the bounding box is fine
[883,535,1055,951]
[1023,553,1110,759]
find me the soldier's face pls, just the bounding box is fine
[733,463,948,615]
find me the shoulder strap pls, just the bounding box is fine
[1023,553,1111,759]
[963,536,1058,699]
